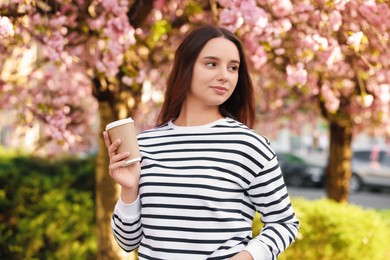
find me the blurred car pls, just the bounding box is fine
[350,146,390,192]
[276,152,325,187]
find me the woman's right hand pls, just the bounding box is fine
[103,131,141,194]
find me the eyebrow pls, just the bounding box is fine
[202,56,240,64]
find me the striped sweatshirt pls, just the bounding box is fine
[112,117,299,260]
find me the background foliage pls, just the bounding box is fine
[0,151,97,260]
[253,198,390,260]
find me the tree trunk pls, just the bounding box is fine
[325,121,353,202]
[96,101,121,260]
[96,101,138,260]
[93,3,157,258]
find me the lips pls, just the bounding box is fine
[211,86,228,94]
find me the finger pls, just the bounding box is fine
[109,160,127,173]
[108,139,121,157]
[103,131,112,148]
[111,152,130,164]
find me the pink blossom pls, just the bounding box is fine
[313,34,329,50]
[49,15,67,28]
[0,16,14,39]
[347,31,364,51]
[318,45,343,68]
[88,17,106,31]
[308,10,321,26]
[27,13,42,26]
[42,32,66,61]
[106,41,123,57]
[301,34,328,51]
[1,83,13,92]
[358,94,374,108]
[321,83,340,113]
[47,31,66,50]
[122,76,134,86]
[378,84,390,103]
[101,56,120,76]
[246,7,268,29]
[104,15,136,47]
[250,46,267,70]
[59,4,78,27]
[339,79,355,97]
[296,13,310,23]
[96,61,107,74]
[274,48,285,55]
[102,0,128,15]
[269,38,282,48]
[243,34,258,53]
[271,0,293,17]
[238,0,268,29]
[358,2,385,29]
[295,2,315,13]
[329,10,342,31]
[136,70,146,84]
[279,18,292,32]
[219,7,244,32]
[286,62,307,86]
[105,16,127,35]
[334,0,350,11]
[377,3,390,27]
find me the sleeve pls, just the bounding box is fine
[244,155,300,260]
[111,195,143,252]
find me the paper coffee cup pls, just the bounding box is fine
[105,117,141,166]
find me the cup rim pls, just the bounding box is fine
[105,117,134,131]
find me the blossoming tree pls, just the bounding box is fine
[216,0,389,202]
[1,0,389,258]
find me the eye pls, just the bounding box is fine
[205,62,217,68]
[228,65,239,72]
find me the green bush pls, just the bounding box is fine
[0,154,97,260]
[275,198,390,260]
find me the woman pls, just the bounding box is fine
[103,25,299,260]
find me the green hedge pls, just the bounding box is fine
[0,153,97,260]
[253,198,390,260]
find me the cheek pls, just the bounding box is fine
[231,75,239,87]
[193,66,210,82]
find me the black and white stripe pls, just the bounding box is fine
[112,118,299,259]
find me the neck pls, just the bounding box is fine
[174,102,223,127]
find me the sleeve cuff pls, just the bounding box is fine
[244,239,272,260]
[115,195,141,220]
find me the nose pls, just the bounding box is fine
[217,68,228,83]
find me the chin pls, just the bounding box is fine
[207,100,227,107]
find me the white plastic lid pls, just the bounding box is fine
[105,117,134,131]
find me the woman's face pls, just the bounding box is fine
[186,37,240,109]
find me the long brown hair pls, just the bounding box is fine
[156,25,255,128]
